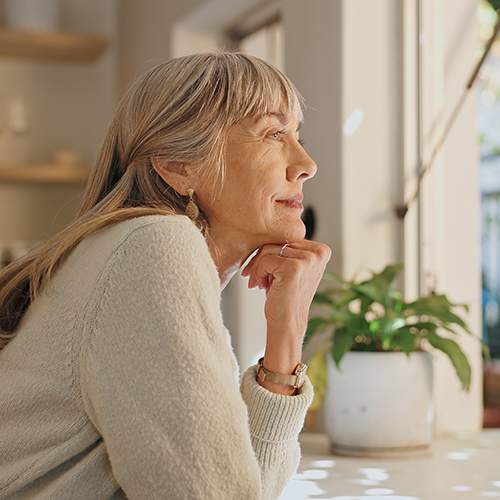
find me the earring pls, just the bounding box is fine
[185,188,199,220]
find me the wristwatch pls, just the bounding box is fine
[257,357,308,389]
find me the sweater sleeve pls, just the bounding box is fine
[241,367,313,499]
[79,217,310,499]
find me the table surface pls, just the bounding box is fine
[281,429,500,500]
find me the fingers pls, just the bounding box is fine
[242,241,330,276]
[241,240,331,290]
[241,245,285,290]
[241,246,295,280]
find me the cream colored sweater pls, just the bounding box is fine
[0,215,312,500]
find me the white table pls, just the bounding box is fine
[281,430,500,500]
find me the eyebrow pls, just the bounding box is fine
[261,112,303,132]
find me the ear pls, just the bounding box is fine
[150,157,195,196]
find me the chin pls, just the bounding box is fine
[276,221,306,244]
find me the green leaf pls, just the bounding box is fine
[380,316,406,349]
[350,283,384,304]
[369,318,381,334]
[359,295,373,312]
[327,308,352,326]
[389,327,419,354]
[342,312,371,336]
[487,0,500,11]
[304,317,332,347]
[359,263,403,288]
[335,289,362,307]
[374,263,404,285]
[312,288,343,304]
[331,328,354,367]
[404,295,471,334]
[482,341,492,363]
[307,346,327,411]
[357,264,404,306]
[427,331,471,390]
[376,308,405,348]
[381,310,405,334]
[392,291,403,313]
[323,272,349,285]
[407,321,438,333]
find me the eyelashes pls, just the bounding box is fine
[269,130,285,140]
[267,130,305,147]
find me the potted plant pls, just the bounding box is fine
[304,263,486,457]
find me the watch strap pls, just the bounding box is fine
[256,357,307,389]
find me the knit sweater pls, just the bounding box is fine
[0,215,313,500]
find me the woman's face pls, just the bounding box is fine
[197,112,317,253]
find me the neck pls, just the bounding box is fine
[206,230,257,290]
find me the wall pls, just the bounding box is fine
[401,0,482,433]
[436,0,483,433]
[341,0,404,279]
[0,0,118,242]
[118,0,208,92]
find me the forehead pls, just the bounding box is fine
[249,112,303,131]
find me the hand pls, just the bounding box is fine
[241,240,331,394]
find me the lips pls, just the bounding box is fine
[276,195,304,209]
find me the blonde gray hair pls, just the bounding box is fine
[0,50,304,349]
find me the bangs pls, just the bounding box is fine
[219,52,304,126]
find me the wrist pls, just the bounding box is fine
[265,325,305,368]
[258,378,297,396]
[256,357,307,396]
[262,346,303,375]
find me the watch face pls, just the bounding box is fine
[295,363,307,375]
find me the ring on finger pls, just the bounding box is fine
[279,243,290,257]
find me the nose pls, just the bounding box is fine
[287,142,317,182]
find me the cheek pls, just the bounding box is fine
[233,180,269,208]
[220,162,279,216]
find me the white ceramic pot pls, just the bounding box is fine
[4,0,61,32]
[324,351,434,457]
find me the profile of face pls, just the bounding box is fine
[195,112,317,253]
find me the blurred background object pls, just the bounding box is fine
[478,0,500,427]
[4,0,61,32]
[0,0,496,435]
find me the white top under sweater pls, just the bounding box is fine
[0,215,313,500]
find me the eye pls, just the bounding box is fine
[268,130,285,140]
[298,139,305,146]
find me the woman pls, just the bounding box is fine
[0,51,330,499]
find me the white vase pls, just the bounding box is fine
[4,0,61,32]
[324,351,434,457]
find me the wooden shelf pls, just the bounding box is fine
[0,29,110,62]
[0,164,90,184]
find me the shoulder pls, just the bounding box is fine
[72,214,219,297]
[115,214,211,266]
[84,214,209,266]
[109,215,217,286]
[100,214,204,250]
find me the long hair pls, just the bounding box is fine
[0,50,303,351]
